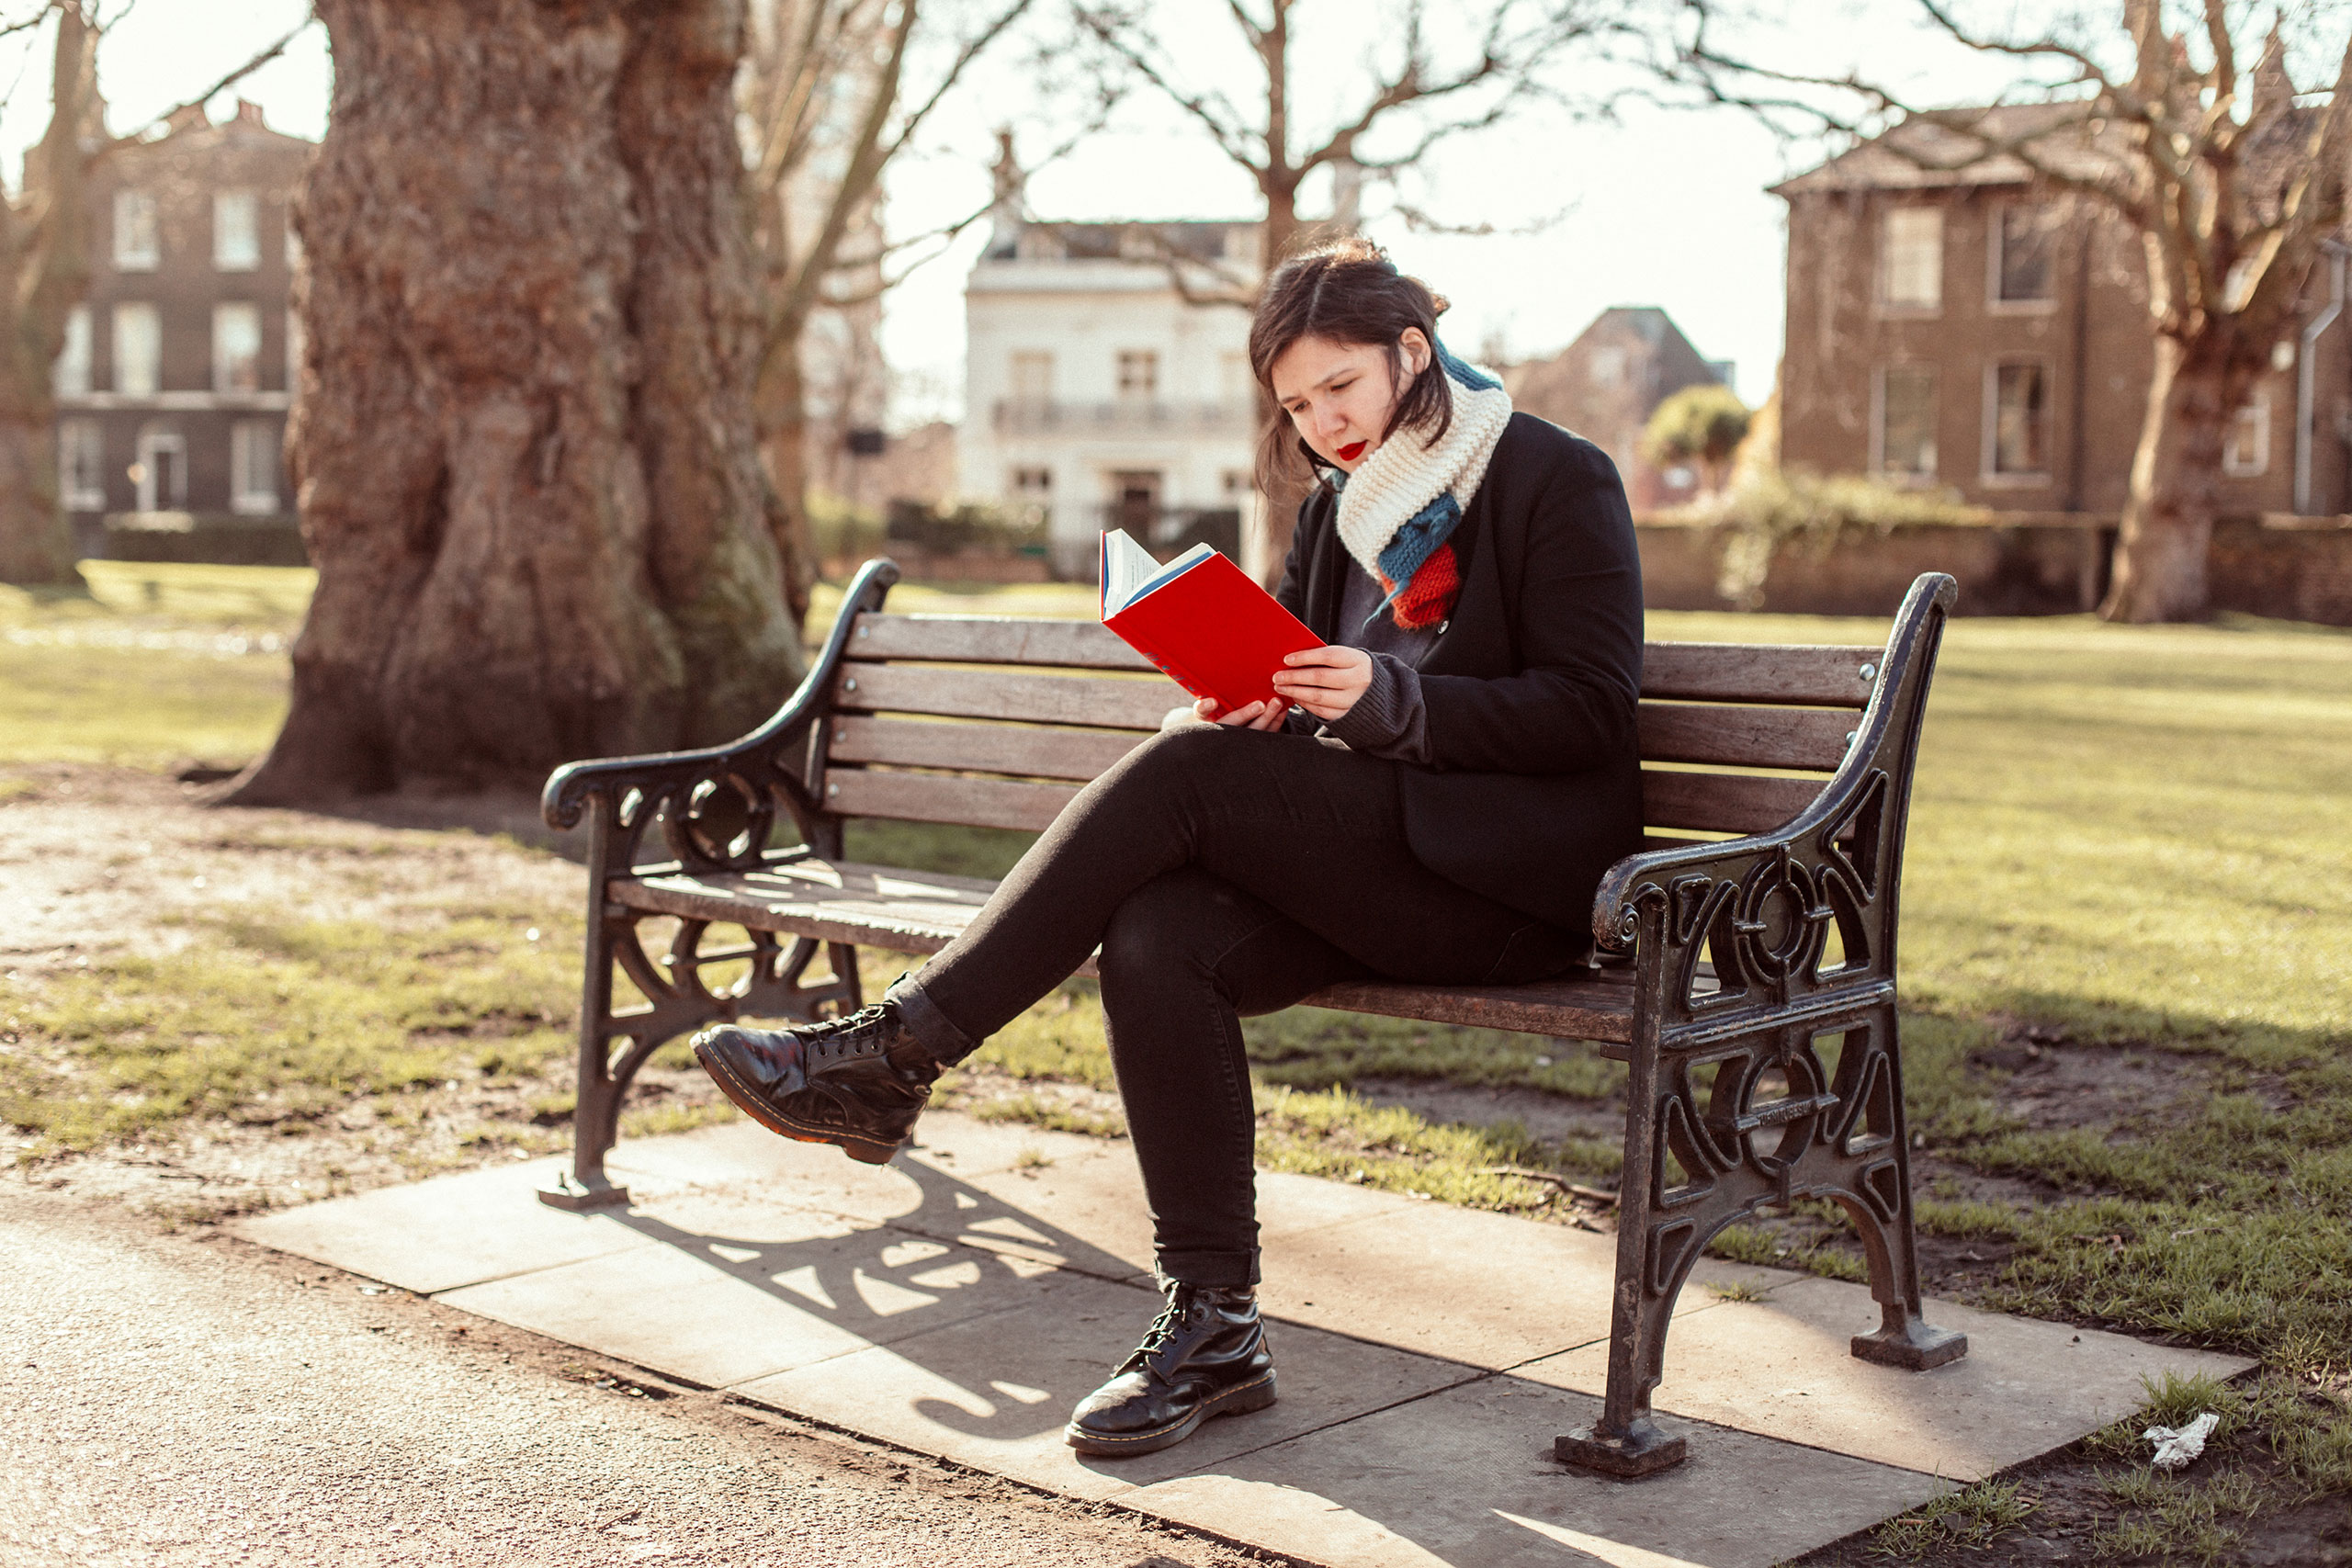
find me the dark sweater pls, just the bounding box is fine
[1273,412,1646,931]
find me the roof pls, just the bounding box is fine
[1770,103,2124,196]
[982,220,1253,264]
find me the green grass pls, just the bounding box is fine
[0,907,578,1151]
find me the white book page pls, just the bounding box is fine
[1101,532,1215,616]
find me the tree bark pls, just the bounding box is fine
[0,5,94,589]
[226,0,803,805]
[756,324,818,629]
[2100,332,2238,623]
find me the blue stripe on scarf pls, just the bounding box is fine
[1361,340,1490,628]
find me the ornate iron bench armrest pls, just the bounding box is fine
[539,559,902,869]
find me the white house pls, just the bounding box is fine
[959,183,1261,577]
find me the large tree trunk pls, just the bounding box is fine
[227,0,802,804]
[2100,333,2236,624]
[0,6,93,590]
[1249,177,1305,586]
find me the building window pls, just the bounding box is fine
[1988,361,2051,478]
[1011,465,1051,496]
[215,191,260,270]
[231,420,280,513]
[1874,366,1939,478]
[286,308,303,396]
[1222,468,1250,496]
[1009,350,1053,405]
[1115,350,1159,399]
[113,302,161,395]
[2223,391,2270,477]
[1992,203,2055,304]
[1879,207,1943,310]
[214,303,264,392]
[58,419,105,511]
[55,305,91,396]
[113,189,159,270]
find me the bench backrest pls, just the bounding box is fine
[820,613,1883,848]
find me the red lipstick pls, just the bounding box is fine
[1337,440,1367,461]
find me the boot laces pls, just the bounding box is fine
[1126,1289,1217,1384]
[800,1004,894,1066]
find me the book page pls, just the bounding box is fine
[1101,529,1158,617]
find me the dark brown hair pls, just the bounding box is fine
[1248,236,1452,496]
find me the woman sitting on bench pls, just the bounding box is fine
[692,236,1645,1458]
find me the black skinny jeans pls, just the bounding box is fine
[891,722,1582,1287]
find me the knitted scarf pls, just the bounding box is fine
[1332,341,1514,630]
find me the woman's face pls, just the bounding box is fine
[1271,329,1432,473]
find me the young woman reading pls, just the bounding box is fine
[692,237,1645,1458]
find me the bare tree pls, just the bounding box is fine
[741,0,1042,629]
[226,0,804,804]
[0,4,300,586]
[1681,0,2352,622]
[1076,0,1629,577]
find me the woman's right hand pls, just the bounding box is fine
[1195,695,1289,732]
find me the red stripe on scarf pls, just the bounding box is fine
[1376,543,1460,630]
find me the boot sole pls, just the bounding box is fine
[1063,1369,1278,1457]
[694,1040,903,1167]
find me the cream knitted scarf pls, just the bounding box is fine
[1332,341,1514,627]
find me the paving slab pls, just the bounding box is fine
[1521,1276,2257,1481]
[729,1269,1479,1504]
[1124,1372,1946,1568]
[1259,1200,1797,1371]
[233,1155,653,1293]
[438,1202,1071,1390]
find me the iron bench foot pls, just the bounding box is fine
[1555,1416,1687,1477]
[538,1174,632,1212]
[1851,1304,1968,1369]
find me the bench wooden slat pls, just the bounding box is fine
[1303,975,1634,1046]
[607,859,1637,1038]
[836,662,1182,731]
[830,716,1141,783]
[827,768,1080,832]
[1642,768,1824,834]
[1637,702,1854,772]
[846,613,1154,671]
[1641,644,1880,708]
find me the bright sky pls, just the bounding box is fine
[6,1,2312,433]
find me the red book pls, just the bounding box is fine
[1099,529,1324,716]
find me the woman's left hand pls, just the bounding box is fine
[1272,645,1373,722]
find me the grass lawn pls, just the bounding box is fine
[6,563,2350,1561]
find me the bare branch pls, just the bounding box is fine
[107,8,313,149]
[1072,4,1261,168]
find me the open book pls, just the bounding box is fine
[1099,529,1324,716]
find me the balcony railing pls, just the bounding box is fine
[994,399,1252,435]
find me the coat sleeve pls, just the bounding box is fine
[1273,489,1329,738]
[1415,440,1645,775]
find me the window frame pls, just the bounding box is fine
[112,189,159,271]
[2222,390,2271,479]
[112,301,162,396]
[1985,198,2059,313]
[1982,358,2056,486]
[1114,349,1159,400]
[57,418,106,511]
[1876,204,1945,315]
[213,302,265,393]
[230,420,281,514]
[54,304,92,397]
[214,190,261,272]
[1871,363,1940,483]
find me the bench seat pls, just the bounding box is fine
[613,854,1645,1046]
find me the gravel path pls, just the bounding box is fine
[0,1190,1255,1568]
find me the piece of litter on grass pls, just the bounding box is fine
[358,1284,386,1296]
[2143,1411,2219,1471]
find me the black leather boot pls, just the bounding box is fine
[1065,1282,1276,1456]
[691,1002,939,1166]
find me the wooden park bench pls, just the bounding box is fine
[538,558,1967,1476]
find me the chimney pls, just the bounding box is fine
[988,128,1025,256]
[234,98,267,130]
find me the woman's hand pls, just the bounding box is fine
[1193,695,1290,731]
[1272,645,1373,721]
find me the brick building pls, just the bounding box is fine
[1772,107,2351,518]
[1505,307,1733,510]
[53,101,311,548]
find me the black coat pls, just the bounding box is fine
[1274,412,1645,931]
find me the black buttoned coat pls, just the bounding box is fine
[1274,412,1646,932]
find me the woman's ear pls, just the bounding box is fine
[1398,327,1433,377]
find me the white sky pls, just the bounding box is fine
[9,1,2319,430]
